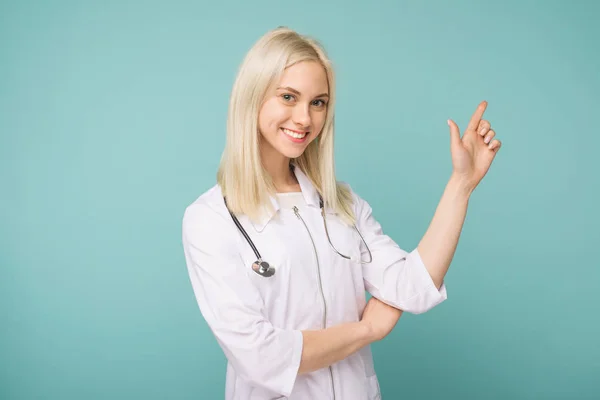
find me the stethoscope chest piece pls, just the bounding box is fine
[252,260,275,277]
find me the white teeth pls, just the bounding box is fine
[282,128,307,139]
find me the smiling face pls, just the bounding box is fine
[258,60,329,162]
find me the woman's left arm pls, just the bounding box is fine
[418,101,502,289]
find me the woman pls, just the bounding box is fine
[182,27,501,400]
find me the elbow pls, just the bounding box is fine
[216,326,303,397]
[370,284,448,315]
[232,358,292,397]
[430,274,445,291]
[404,282,448,314]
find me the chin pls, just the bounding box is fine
[275,136,312,159]
[280,145,308,159]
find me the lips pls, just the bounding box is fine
[281,127,309,141]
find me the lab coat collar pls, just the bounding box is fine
[249,164,323,232]
[294,164,321,209]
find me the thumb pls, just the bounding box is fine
[447,119,462,148]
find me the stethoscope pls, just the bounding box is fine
[224,195,373,277]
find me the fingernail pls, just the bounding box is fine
[484,136,490,144]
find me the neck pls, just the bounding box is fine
[261,148,299,193]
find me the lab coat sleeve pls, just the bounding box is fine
[182,203,303,397]
[352,190,448,314]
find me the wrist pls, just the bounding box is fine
[448,173,475,199]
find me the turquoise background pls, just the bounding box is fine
[2,0,599,399]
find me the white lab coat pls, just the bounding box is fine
[181,165,447,400]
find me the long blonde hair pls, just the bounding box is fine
[217,26,355,224]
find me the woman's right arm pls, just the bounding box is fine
[299,322,371,374]
[299,296,403,374]
[183,203,302,397]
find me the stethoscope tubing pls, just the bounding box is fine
[224,194,373,277]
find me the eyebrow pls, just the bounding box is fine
[277,86,329,98]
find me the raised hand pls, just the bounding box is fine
[447,101,502,192]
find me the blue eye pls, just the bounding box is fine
[312,99,327,107]
[282,94,295,102]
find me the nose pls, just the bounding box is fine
[292,104,311,129]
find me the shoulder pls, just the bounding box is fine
[181,184,237,249]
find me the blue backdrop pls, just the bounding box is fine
[1,1,599,399]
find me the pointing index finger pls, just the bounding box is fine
[467,101,488,132]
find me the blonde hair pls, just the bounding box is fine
[217,26,355,224]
